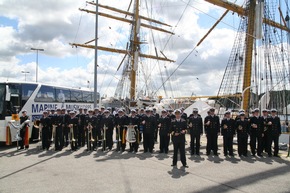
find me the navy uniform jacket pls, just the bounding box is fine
[204,115,220,135]
[115,115,128,129]
[221,118,236,136]
[101,115,115,131]
[170,118,187,143]
[68,116,78,129]
[265,116,281,135]
[188,116,203,135]
[158,115,171,136]
[249,116,263,135]
[235,119,250,136]
[142,115,157,134]
[84,115,97,129]
[40,116,51,131]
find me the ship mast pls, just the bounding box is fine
[205,0,290,112]
[130,0,140,100]
[70,1,174,101]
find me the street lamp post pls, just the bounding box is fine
[31,48,44,82]
[21,71,30,81]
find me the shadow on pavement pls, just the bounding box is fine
[168,167,189,179]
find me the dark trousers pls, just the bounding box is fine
[223,135,233,155]
[78,125,85,147]
[104,129,113,150]
[250,133,263,155]
[159,134,170,153]
[42,128,50,150]
[63,127,69,147]
[263,132,268,153]
[190,133,201,155]
[237,134,248,156]
[19,129,25,148]
[55,126,63,150]
[154,127,158,142]
[173,141,186,165]
[206,133,218,154]
[86,130,93,151]
[267,134,279,156]
[143,133,154,152]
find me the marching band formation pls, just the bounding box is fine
[17,106,282,167]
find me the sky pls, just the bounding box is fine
[1,0,283,99]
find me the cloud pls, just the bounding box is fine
[0,0,240,99]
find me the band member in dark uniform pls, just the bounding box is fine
[54,108,64,151]
[100,109,115,151]
[260,109,269,153]
[170,109,188,168]
[94,108,103,147]
[48,108,56,145]
[85,109,97,151]
[265,109,281,157]
[221,111,236,156]
[235,112,250,156]
[188,108,203,155]
[115,109,128,152]
[76,108,86,147]
[204,108,220,156]
[153,108,159,143]
[68,110,78,151]
[158,109,171,154]
[127,109,140,153]
[249,108,263,156]
[137,108,145,142]
[61,108,70,147]
[40,110,51,150]
[19,110,30,150]
[141,108,157,153]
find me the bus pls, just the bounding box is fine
[0,81,99,144]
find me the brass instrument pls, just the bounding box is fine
[87,122,94,142]
[116,125,121,151]
[102,124,107,151]
[69,124,76,145]
[238,125,243,130]
[33,120,40,128]
[51,125,56,142]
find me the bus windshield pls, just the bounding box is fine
[0,84,4,120]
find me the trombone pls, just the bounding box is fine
[69,124,76,148]
[102,124,107,151]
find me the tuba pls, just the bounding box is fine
[102,124,107,151]
[125,125,137,143]
[87,122,94,142]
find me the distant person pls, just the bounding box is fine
[221,111,236,156]
[19,110,30,150]
[265,109,281,157]
[188,108,203,155]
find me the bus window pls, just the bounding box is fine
[83,91,93,103]
[55,88,70,102]
[7,84,21,114]
[71,90,82,102]
[35,85,55,102]
[0,84,5,119]
[22,84,37,107]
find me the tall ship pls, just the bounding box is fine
[71,0,290,114]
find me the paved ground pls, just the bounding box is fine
[0,135,290,193]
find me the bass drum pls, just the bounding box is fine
[126,126,136,143]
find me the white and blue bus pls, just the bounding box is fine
[0,81,98,144]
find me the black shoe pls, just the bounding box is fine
[229,154,234,157]
[206,152,210,156]
[257,154,263,157]
[183,165,189,168]
[214,153,218,156]
[171,164,177,167]
[159,151,164,153]
[274,154,280,157]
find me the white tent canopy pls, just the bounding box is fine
[184,100,213,119]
